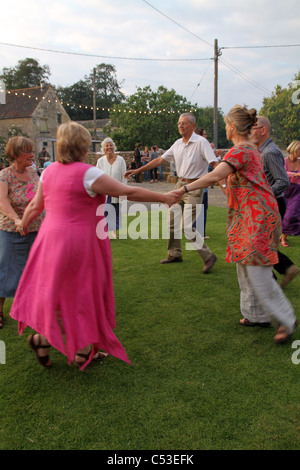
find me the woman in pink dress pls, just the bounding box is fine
[281,141,300,247]
[10,122,179,370]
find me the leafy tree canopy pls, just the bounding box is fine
[0,58,50,89]
[260,71,300,148]
[107,85,228,151]
[55,63,125,120]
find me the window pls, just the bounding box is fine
[40,118,49,133]
[57,113,62,124]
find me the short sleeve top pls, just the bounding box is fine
[0,167,44,232]
[223,144,280,266]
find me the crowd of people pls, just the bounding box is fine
[0,108,299,369]
[132,143,164,183]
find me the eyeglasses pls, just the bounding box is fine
[252,126,264,131]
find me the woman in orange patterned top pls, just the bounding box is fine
[0,137,44,328]
[175,105,297,344]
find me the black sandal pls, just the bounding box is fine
[0,312,3,329]
[93,351,109,362]
[74,349,92,369]
[27,334,52,367]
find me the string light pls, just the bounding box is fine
[6,89,197,115]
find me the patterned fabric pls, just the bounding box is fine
[0,167,44,232]
[224,144,280,266]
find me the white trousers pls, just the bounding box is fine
[236,264,296,333]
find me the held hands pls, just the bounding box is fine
[162,190,183,207]
[15,218,27,236]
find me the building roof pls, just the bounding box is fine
[0,85,56,120]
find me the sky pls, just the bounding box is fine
[0,0,299,115]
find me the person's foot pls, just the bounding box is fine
[202,254,217,273]
[239,318,271,328]
[281,265,300,288]
[160,256,183,264]
[93,351,109,361]
[274,321,297,344]
[27,334,52,367]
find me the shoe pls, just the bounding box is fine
[273,321,298,344]
[202,254,217,273]
[0,312,3,329]
[281,265,300,288]
[74,349,91,369]
[92,351,109,362]
[27,334,52,367]
[239,318,271,328]
[160,256,183,264]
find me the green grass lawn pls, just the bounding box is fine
[1,206,300,450]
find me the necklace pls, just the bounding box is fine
[12,166,27,174]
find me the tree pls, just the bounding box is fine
[55,80,92,121]
[260,71,300,148]
[195,106,228,148]
[106,85,229,150]
[0,126,29,166]
[0,58,50,89]
[55,63,125,121]
[86,63,125,115]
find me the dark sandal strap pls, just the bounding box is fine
[74,349,92,368]
[27,334,51,367]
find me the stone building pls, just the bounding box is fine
[0,85,70,161]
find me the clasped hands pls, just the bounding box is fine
[15,218,27,236]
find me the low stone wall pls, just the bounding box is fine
[86,151,171,177]
[86,149,231,182]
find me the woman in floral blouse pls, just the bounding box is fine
[0,137,44,328]
[175,105,297,344]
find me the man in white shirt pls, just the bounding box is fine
[125,113,219,273]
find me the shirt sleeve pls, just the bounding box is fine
[84,167,104,197]
[223,146,245,171]
[120,157,127,185]
[161,144,175,162]
[261,149,290,197]
[201,138,218,164]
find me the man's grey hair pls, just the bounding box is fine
[257,116,271,132]
[180,113,196,125]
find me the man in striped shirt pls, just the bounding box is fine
[252,116,299,287]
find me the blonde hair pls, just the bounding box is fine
[5,136,33,162]
[101,137,116,153]
[56,122,91,164]
[225,105,257,136]
[287,140,300,156]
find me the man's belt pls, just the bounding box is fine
[179,177,199,183]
